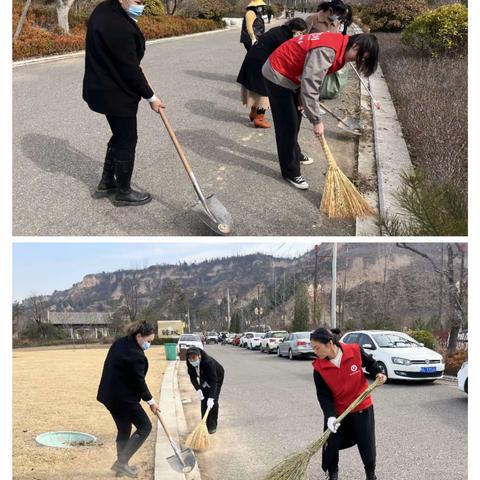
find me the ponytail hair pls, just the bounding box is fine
[310,327,340,345]
[127,320,155,337]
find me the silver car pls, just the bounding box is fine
[277,332,314,360]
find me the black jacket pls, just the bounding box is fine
[240,10,265,44]
[313,345,381,419]
[186,348,225,399]
[237,25,293,96]
[82,0,154,117]
[97,335,153,408]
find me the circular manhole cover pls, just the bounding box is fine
[36,431,97,448]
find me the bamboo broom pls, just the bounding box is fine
[318,133,375,219]
[185,407,211,450]
[262,378,382,480]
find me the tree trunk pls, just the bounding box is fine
[56,0,74,34]
[446,244,462,354]
[13,0,32,42]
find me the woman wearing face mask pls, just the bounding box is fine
[97,321,159,478]
[240,0,267,51]
[262,32,379,190]
[186,347,225,434]
[237,18,308,130]
[83,0,165,207]
[305,0,352,35]
[310,328,387,480]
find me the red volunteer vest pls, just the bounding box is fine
[312,342,372,416]
[269,32,349,85]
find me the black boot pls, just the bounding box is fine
[115,441,138,477]
[112,148,151,207]
[111,460,138,479]
[365,468,377,480]
[118,433,148,466]
[93,146,116,198]
[329,471,339,480]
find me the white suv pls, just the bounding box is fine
[261,330,288,354]
[457,361,468,394]
[341,330,445,381]
[247,332,265,350]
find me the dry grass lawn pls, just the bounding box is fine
[13,345,167,480]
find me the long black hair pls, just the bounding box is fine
[127,320,155,337]
[284,17,308,35]
[310,327,341,345]
[346,33,379,77]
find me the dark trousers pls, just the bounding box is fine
[200,385,222,432]
[108,402,152,463]
[264,78,303,178]
[242,42,252,51]
[322,406,376,474]
[105,115,138,152]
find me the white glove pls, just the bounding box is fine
[207,398,215,409]
[196,389,204,400]
[252,37,258,46]
[327,416,340,433]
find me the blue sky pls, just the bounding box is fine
[12,241,316,301]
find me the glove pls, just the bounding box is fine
[252,37,258,46]
[327,416,340,433]
[207,398,215,409]
[196,389,204,400]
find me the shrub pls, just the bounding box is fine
[359,0,429,31]
[444,350,467,376]
[151,336,180,345]
[402,4,468,57]
[407,329,437,350]
[144,0,166,16]
[198,0,230,21]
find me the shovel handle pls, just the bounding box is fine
[349,63,380,109]
[156,411,175,444]
[318,102,344,124]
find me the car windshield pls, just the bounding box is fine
[180,335,200,341]
[246,333,254,338]
[372,333,420,348]
[295,332,310,339]
[272,332,287,338]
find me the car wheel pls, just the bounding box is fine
[289,349,295,360]
[277,348,281,357]
[377,362,388,379]
[266,345,270,354]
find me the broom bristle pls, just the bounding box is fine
[261,450,312,480]
[320,163,375,219]
[185,420,210,450]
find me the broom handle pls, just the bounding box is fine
[318,134,335,167]
[202,407,212,424]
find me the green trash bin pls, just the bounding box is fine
[164,343,178,361]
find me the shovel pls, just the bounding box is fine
[156,411,196,473]
[158,108,233,235]
[318,101,363,136]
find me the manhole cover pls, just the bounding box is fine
[36,431,97,448]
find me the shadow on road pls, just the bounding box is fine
[185,99,246,126]
[217,88,242,102]
[184,70,238,84]
[176,128,281,181]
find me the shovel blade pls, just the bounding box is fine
[166,448,196,473]
[337,117,363,136]
[192,194,233,236]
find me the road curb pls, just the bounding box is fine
[155,360,202,480]
[12,26,240,68]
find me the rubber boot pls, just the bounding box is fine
[111,460,138,479]
[112,148,151,207]
[119,433,148,466]
[329,471,339,480]
[365,468,377,480]
[93,146,116,198]
[254,113,271,129]
[115,441,138,477]
[249,106,257,122]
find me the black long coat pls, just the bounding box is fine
[237,25,293,97]
[186,348,225,399]
[82,0,154,117]
[97,335,153,409]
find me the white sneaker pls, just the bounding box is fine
[300,154,314,165]
[285,175,309,190]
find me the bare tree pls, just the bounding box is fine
[27,295,49,338]
[13,0,33,41]
[12,301,25,337]
[122,270,142,322]
[56,0,76,34]
[397,243,466,354]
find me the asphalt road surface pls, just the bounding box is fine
[179,345,467,480]
[13,22,361,236]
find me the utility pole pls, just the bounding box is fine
[283,271,286,328]
[226,288,231,331]
[273,266,277,314]
[313,244,320,328]
[331,243,337,329]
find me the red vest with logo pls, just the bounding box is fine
[312,342,372,416]
[269,32,349,85]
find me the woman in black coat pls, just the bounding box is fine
[83,0,164,207]
[186,347,225,434]
[97,321,159,478]
[237,18,307,129]
[310,328,387,480]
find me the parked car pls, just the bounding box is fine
[457,361,468,394]
[206,331,219,344]
[233,334,242,346]
[192,332,206,345]
[247,332,266,350]
[240,332,255,347]
[341,330,445,381]
[277,331,314,360]
[261,330,288,354]
[177,334,204,352]
[226,333,236,344]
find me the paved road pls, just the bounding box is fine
[179,345,467,480]
[13,23,361,236]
